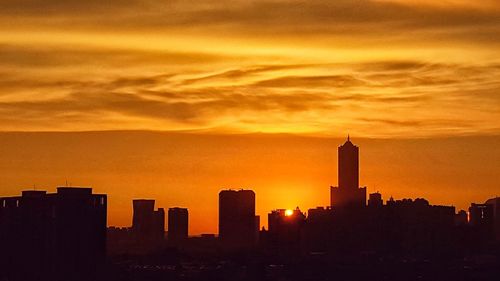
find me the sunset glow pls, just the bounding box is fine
[1,0,500,235]
[0,0,499,137]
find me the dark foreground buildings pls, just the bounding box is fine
[5,137,500,281]
[108,199,166,255]
[219,189,259,251]
[132,199,165,245]
[0,187,106,281]
[260,137,458,258]
[264,208,306,256]
[168,207,189,244]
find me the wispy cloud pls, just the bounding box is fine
[0,50,499,136]
[0,0,499,136]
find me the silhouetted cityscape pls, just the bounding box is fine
[2,137,500,280]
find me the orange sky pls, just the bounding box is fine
[0,0,500,234]
[0,0,499,136]
[1,131,499,235]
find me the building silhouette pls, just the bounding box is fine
[454,209,468,226]
[368,191,383,207]
[219,189,258,251]
[0,187,106,281]
[261,138,457,257]
[107,199,166,255]
[131,199,165,252]
[330,136,367,208]
[485,197,500,241]
[469,202,495,242]
[168,207,189,245]
[266,208,306,255]
[5,135,500,280]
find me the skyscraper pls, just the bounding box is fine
[368,192,383,207]
[266,208,306,255]
[219,189,257,250]
[330,136,367,208]
[485,197,500,241]
[0,187,107,281]
[168,207,189,244]
[132,199,165,250]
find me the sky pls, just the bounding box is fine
[0,0,499,136]
[1,131,499,235]
[0,0,500,234]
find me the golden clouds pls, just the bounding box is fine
[0,0,499,137]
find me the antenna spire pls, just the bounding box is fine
[347,134,350,141]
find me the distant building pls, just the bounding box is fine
[183,233,219,256]
[254,215,260,244]
[219,189,257,250]
[303,207,335,253]
[330,136,366,208]
[107,226,134,256]
[107,199,165,255]
[455,210,468,226]
[267,208,306,255]
[384,198,456,255]
[0,187,106,281]
[469,203,495,240]
[485,197,500,241]
[132,199,165,243]
[469,203,494,227]
[368,192,383,207]
[168,207,189,244]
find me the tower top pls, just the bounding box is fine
[342,134,355,147]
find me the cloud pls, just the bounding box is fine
[0,44,229,70]
[0,1,498,137]
[181,64,315,84]
[356,118,477,128]
[0,89,336,126]
[252,75,366,88]
[0,56,500,135]
[0,0,498,45]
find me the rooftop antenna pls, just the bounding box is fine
[347,134,350,141]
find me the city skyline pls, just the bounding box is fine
[2,132,499,235]
[1,0,499,235]
[4,136,500,280]
[2,1,500,280]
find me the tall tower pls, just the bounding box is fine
[338,135,359,190]
[330,136,366,208]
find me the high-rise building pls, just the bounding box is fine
[132,199,165,244]
[267,208,306,255]
[469,203,495,240]
[0,187,107,281]
[485,197,500,241]
[219,189,257,250]
[368,192,383,207]
[330,136,367,208]
[168,207,189,244]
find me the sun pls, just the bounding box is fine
[285,209,294,216]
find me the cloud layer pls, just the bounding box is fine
[0,0,499,137]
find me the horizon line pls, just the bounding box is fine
[1,129,500,140]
